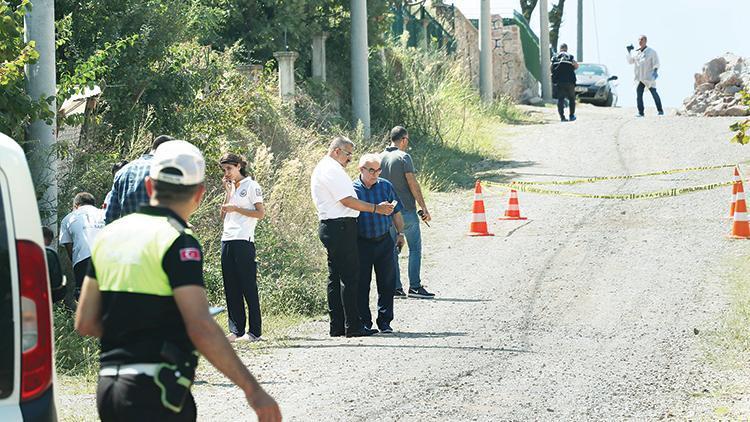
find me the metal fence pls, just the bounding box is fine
[390,3,455,53]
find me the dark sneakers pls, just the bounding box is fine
[394,288,407,299]
[379,325,394,334]
[345,327,378,338]
[569,114,577,121]
[408,286,435,299]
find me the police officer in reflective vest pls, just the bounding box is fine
[75,140,281,421]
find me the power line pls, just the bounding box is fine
[591,0,601,63]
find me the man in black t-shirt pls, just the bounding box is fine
[551,43,579,122]
[75,140,281,422]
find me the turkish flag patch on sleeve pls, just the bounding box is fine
[179,247,202,262]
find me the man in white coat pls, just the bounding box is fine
[627,35,664,117]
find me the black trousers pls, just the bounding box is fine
[97,374,196,421]
[357,235,396,330]
[636,81,663,115]
[221,240,262,337]
[319,218,362,335]
[73,257,91,299]
[556,82,576,118]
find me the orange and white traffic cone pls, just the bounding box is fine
[499,189,527,220]
[729,180,750,239]
[468,180,494,236]
[729,166,741,219]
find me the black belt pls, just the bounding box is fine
[358,233,389,243]
[321,217,357,223]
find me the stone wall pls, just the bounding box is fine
[446,6,480,88]
[431,3,538,103]
[491,16,539,102]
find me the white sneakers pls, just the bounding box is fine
[227,333,263,343]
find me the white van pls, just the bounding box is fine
[0,132,57,420]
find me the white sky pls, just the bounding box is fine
[447,0,748,107]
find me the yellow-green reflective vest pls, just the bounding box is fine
[91,212,193,296]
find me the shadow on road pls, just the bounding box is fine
[428,297,492,303]
[263,342,532,354]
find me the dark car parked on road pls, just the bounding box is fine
[575,63,618,107]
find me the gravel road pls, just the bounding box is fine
[60,105,750,420]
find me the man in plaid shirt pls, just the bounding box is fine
[353,153,405,333]
[105,135,173,224]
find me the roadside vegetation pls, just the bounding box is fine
[3,0,531,391]
[701,256,750,417]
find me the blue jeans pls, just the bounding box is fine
[391,210,422,290]
[636,82,663,115]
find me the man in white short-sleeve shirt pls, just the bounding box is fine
[60,192,104,298]
[310,136,395,337]
[222,177,263,242]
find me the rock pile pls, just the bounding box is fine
[679,53,750,117]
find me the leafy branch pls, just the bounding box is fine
[730,90,750,145]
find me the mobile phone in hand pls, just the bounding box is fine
[417,210,430,227]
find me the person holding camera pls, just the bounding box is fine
[353,153,405,334]
[551,43,579,122]
[626,35,664,117]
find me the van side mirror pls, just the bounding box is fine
[608,75,618,81]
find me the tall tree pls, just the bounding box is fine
[519,0,538,21]
[519,0,566,52]
[548,0,566,52]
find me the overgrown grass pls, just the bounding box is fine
[370,42,531,190]
[53,305,99,381]
[708,257,750,365]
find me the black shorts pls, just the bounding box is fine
[97,374,196,422]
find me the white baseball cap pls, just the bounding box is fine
[149,140,206,185]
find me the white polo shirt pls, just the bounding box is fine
[60,204,105,265]
[311,155,359,220]
[222,177,264,242]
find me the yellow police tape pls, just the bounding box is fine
[484,179,736,200]
[499,163,741,186]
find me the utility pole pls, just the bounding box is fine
[479,0,493,103]
[539,0,552,101]
[350,0,371,138]
[24,0,57,227]
[577,0,583,62]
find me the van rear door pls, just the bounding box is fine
[0,156,22,420]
